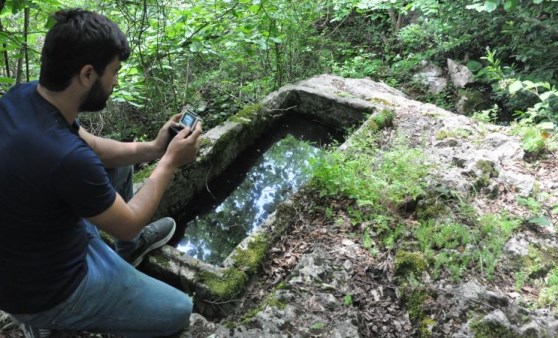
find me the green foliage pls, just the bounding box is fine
[415,213,521,279]
[538,267,558,308]
[311,132,429,210]
[328,51,384,79]
[343,294,353,306]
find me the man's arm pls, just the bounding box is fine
[79,113,182,168]
[88,124,202,240]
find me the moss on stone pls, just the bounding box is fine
[232,235,270,274]
[198,268,248,300]
[415,198,453,221]
[240,287,288,325]
[521,245,558,279]
[151,252,171,269]
[395,251,427,277]
[435,128,472,140]
[470,318,520,338]
[367,97,395,107]
[420,317,437,338]
[367,109,395,131]
[401,288,431,322]
[474,160,498,190]
[228,103,263,124]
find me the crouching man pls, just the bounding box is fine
[0,8,201,338]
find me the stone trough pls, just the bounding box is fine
[140,75,400,317]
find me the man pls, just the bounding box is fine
[0,9,201,337]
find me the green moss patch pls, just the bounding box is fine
[233,235,270,274]
[367,109,395,131]
[401,287,433,323]
[228,103,263,124]
[367,97,395,107]
[470,317,520,338]
[198,268,248,300]
[151,252,171,269]
[395,250,428,277]
[435,128,473,140]
[474,160,498,190]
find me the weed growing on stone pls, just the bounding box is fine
[538,268,558,308]
[310,132,429,211]
[310,126,522,282]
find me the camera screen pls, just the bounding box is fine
[181,114,196,127]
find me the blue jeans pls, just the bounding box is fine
[13,222,193,337]
[12,166,193,337]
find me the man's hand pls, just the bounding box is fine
[161,121,202,169]
[152,113,183,157]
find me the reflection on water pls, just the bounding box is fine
[176,135,322,265]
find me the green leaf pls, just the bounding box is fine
[539,91,556,101]
[0,77,14,84]
[503,0,517,10]
[466,3,486,12]
[528,216,552,227]
[484,0,500,12]
[189,41,202,53]
[344,294,353,306]
[310,322,324,330]
[508,80,523,94]
[466,60,483,72]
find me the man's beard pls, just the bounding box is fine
[79,79,111,112]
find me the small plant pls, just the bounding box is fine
[538,268,558,308]
[344,294,353,306]
[311,133,429,211]
[472,104,499,123]
[310,322,325,330]
[515,271,526,291]
[415,212,520,279]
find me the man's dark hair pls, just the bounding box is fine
[39,9,131,91]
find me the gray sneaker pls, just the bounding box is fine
[122,217,176,267]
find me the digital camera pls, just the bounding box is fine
[169,110,201,138]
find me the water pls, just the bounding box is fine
[176,134,322,265]
[169,114,343,265]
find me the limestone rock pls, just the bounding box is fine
[448,59,474,88]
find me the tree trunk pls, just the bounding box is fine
[0,19,10,78]
[24,7,29,82]
[16,6,29,84]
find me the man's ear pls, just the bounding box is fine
[78,64,96,88]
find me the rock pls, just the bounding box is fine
[447,59,474,88]
[253,305,298,333]
[499,171,535,196]
[315,292,339,311]
[295,250,327,282]
[329,320,361,338]
[504,234,530,257]
[519,321,542,337]
[412,61,448,94]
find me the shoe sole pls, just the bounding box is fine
[131,220,176,267]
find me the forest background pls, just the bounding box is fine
[0,0,557,153]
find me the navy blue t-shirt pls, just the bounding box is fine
[0,82,116,314]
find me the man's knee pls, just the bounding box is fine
[163,294,193,335]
